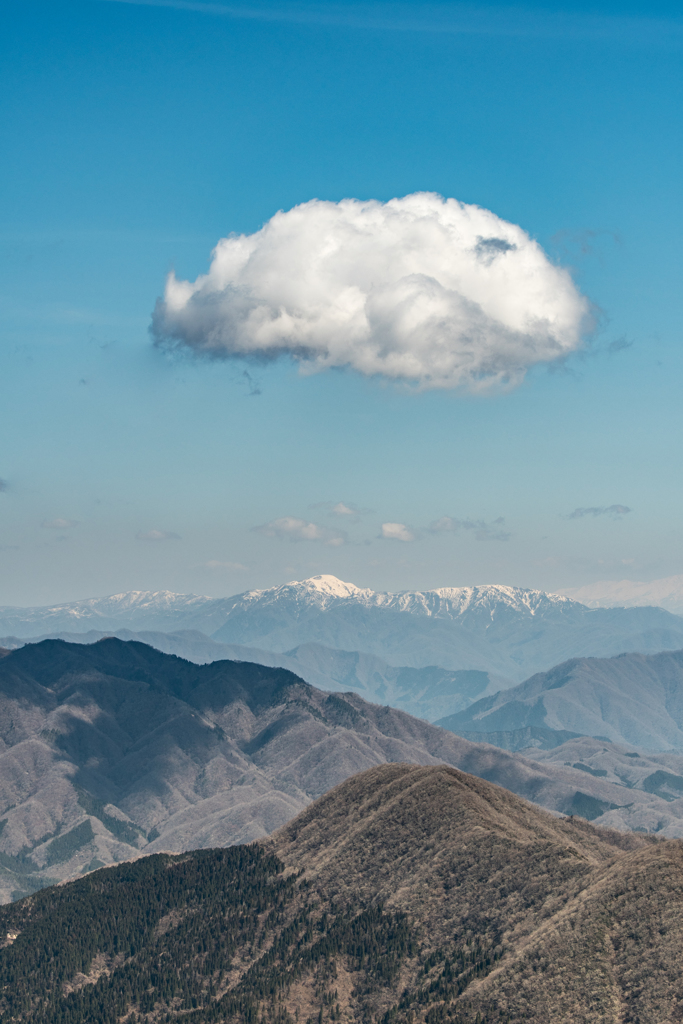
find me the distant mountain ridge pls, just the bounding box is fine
[0,590,231,637]
[0,629,495,722]
[3,637,683,904]
[563,573,683,616]
[4,575,683,686]
[439,647,683,751]
[0,576,578,637]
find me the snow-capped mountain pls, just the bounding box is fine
[5,575,683,685]
[562,575,683,617]
[209,576,683,681]
[225,574,576,619]
[0,590,234,638]
[0,575,575,638]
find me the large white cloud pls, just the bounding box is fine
[153,192,590,390]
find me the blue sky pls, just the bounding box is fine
[1,0,682,605]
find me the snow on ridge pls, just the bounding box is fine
[229,576,581,619]
[1,576,582,625]
[0,590,215,620]
[236,575,369,611]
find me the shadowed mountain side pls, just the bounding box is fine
[0,630,497,722]
[2,764,681,1023]
[439,648,683,751]
[1,638,682,904]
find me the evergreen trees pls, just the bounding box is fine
[0,846,429,1024]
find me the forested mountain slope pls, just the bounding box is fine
[1,764,681,1024]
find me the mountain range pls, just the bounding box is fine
[563,572,683,615]
[4,574,683,691]
[3,638,683,905]
[1,762,681,1024]
[439,647,683,751]
[0,629,494,723]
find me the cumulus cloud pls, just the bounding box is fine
[380,522,417,542]
[568,505,631,519]
[41,518,79,529]
[253,516,347,546]
[152,192,589,391]
[430,516,510,541]
[136,529,181,541]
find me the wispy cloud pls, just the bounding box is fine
[240,369,262,396]
[0,479,7,493]
[607,337,633,355]
[379,522,416,543]
[567,505,631,520]
[95,1,683,48]
[136,529,182,540]
[253,516,347,546]
[429,515,510,541]
[310,501,373,519]
[41,518,79,529]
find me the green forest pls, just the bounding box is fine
[0,845,469,1024]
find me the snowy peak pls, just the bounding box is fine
[3,575,683,684]
[235,576,579,621]
[0,577,582,636]
[238,575,367,610]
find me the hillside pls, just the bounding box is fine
[0,630,495,722]
[3,637,683,903]
[1,764,682,1023]
[439,647,683,751]
[4,575,683,687]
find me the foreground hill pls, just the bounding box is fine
[440,647,683,750]
[4,575,683,686]
[3,637,682,903]
[1,764,682,1023]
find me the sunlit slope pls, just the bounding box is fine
[2,764,682,1023]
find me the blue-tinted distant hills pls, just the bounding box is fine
[4,576,683,690]
[438,648,683,752]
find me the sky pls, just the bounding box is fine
[1,0,682,607]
